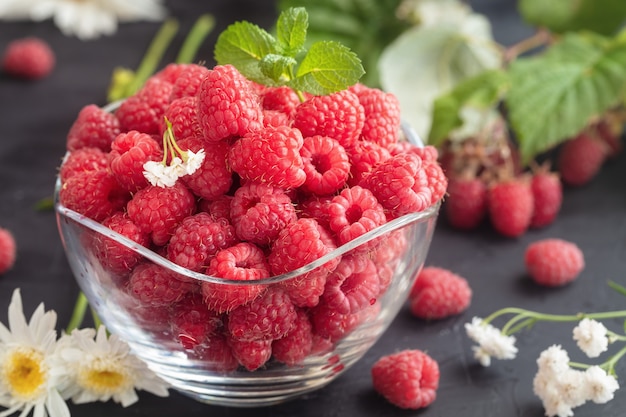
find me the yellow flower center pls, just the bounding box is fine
[77,357,131,396]
[1,347,48,401]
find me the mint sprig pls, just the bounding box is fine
[214,7,365,96]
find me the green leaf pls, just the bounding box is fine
[259,54,298,85]
[608,280,626,297]
[289,40,365,95]
[518,0,626,36]
[506,32,626,164]
[276,6,308,56]
[214,20,279,84]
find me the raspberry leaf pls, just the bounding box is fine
[276,6,308,56]
[505,32,626,164]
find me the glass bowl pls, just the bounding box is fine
[54,120,440,407]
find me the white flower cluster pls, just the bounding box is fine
[0,289,169,417]
[533,344,619,417]
[464,317,518,366]
[143,149,205,188]
[572,318,609,358]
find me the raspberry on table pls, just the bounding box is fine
[525,238,585,286]
[530,169,562,228]
[178,137,233,201]
[116,77,173,135]
[0,227,17,274]
[409,266,472,320]
[300,135,350,196]
[444,177,487,230]
[227,337,272,371]
[109,130,163,192]
[170,293,223,350]
[371,349,440,409]
[128,262,196,307]
[59,147,110,182]
[66,104,121,152]
[272,309,313,366]
[487,177,534,238]
[2,37,55,80]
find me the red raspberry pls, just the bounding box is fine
[109,130,163,192]
[0,227,16,274]
[595,117,623,157]
[59,147,110,182]
[353,86,401,149]
[196,64,264,141]
[59,169,128,222]
[300,135,350,196]
[166,212,237,272]
[310,299,369,342]
[322,255,380,315]
[170,293,223,350]
[116,77,173,135]
[272,309,313,366]
[126,182,196,246]
[94,211,150,275]
[161,96,201,140]
[202,242,270,313]
[228,125,306,189]
[396,144,439,163]
[153,63,194,84]
[227,337,272,371]
[362,153,432,217]
[199,195,233,222]
[269,218,338,307]
[227,287,297,342]
[178,137,232,200]
[371,349,439,409]
[423,160,447,205]
[409,266,472,320]
[558,132,609,186]
[297,195,333,230]
[487,177,534,238]
[66,104,121,152]
[530,169,562,228]
[260,85,301,118]
[444,177,487,230]
[293,89,365,148]
[128,262,195,306]
[230,182,297,246]
[525,238,585,286]
[327,186,387,246]
[346,140,391,187]
[192,332,239,372]
[2,37,55,80]
[262,109,290,127]
[169,63,211,101]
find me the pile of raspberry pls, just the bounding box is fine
[58,63,447,372]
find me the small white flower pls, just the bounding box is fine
[536,344,570,376]
[0,289,70,417]
[464,317,518,366]
[57,325,169,407]
[583,366,619,404]
[168,157,187,178]
[183,149,205,176]
[572,318,609,358]
[143,161,178,188]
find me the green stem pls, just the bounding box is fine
[176,14,216,64]
[91,308,103,330]
[66,292,89,333]
[603,345,626,375]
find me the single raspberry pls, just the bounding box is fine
[530,169,562,228]
[487,177,534,238]
[372,229,407,293]
[115,77,173,135]
[126,181,196,246]
[595,117,623,157]
[169,63,211,101]
[227,337,272,371]
[196,64,264,141]
[269,218,338,307]
[423,160,448,205]
[178,137,232,200]
[93,211,150,275]
[201,242,270,313]
[362,153,432,218]
[371,349,439,409]
[260,85,301,118]
[293,89,365,148]
[444,177,487,230]
[59,169,128,222]
[109,130,163,192]
[409,266,472,320]
[153,63,194,84]
[66,104,121,152]
[353,86,401,149]
[59,147,110,182]
[346,140,391,187]
[228,125,306,189]
[262,109,290,127]
[127,262,196,306]
[272,309,313,366]
[192,332,239,372]
[161,96,201,140]
[396,144,439,163]
[300,135,350,196]
[525,238,585,286]
[310,299,364,342]
[170,293,223,350]
[327,186,387,247]
[0,227,16,274]
[230,182,297,246]
[296,195,334,230]
[557,132,609,186]
[2,37,55,80]
[199,195,233,222]
[227,287,297,342]
[322,255,380,315]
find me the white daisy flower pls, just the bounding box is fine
[57,326,169,407]
[143,161,178,188]
[464,317,518,366]
[572,318,609,358]
[0,289,70,417]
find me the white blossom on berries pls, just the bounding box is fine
[572,318,608,358]
[464,317,518,366]
[143,161,177,188]
[183,149,205,175]
[0,289,70,417]
[57,325,169,407]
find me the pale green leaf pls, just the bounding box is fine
[506,33,626,164]
[276,6,308,56]
[259,54,298,85]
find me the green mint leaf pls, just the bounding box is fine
[289,40,364,95]
[214,20,279,84]
[506,32,626,164]
[428,69,509,146]
[259,54,298,85]
[518,0,626,36]
[276,6,308,56]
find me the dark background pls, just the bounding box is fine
[1,1,625,416]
